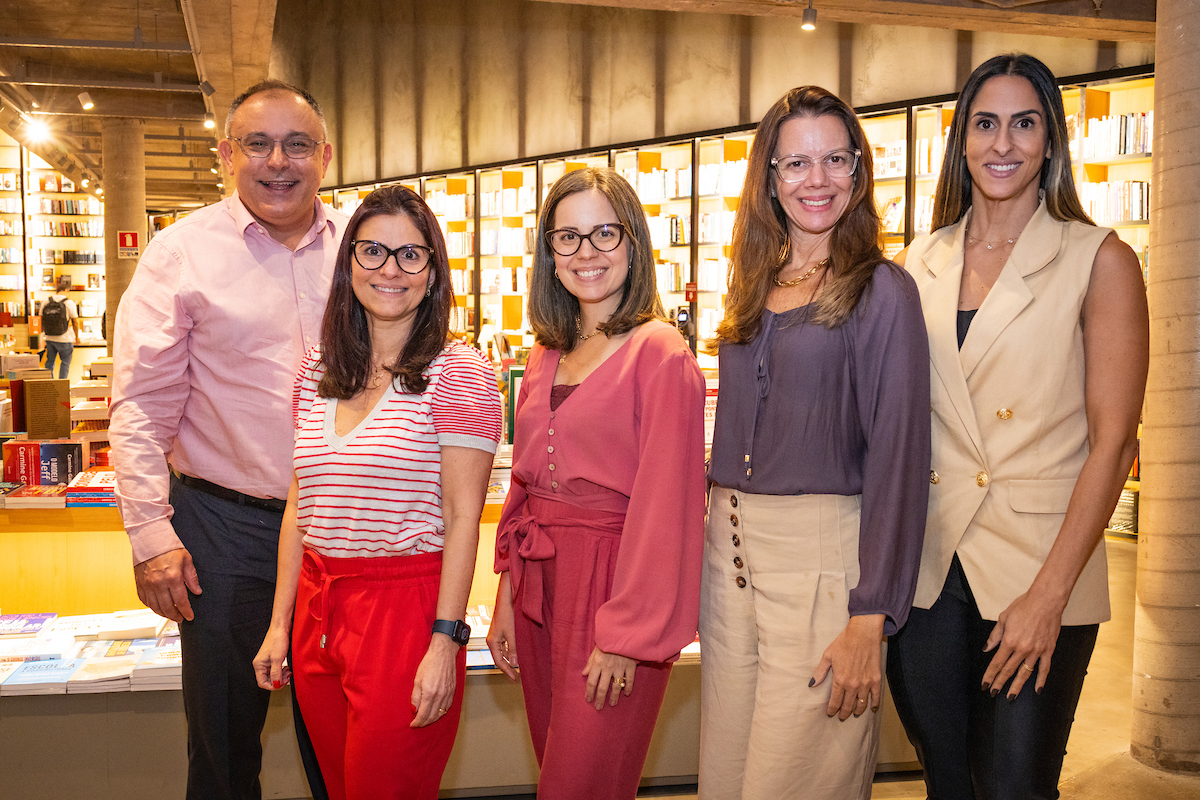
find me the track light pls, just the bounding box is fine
[210,166,219,174]
[24,118,50,142]
[78,91,95,110]
[203,112,216,130]
[801,0,817,31]
[199,80,215,97]
[81,178,90,188]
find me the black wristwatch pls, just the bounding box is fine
[432,619,471,646]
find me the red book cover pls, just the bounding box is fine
[2,440,40,485]
[9,379,25,433]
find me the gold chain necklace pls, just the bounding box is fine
[576,314,603,342]
[774,258,828,287]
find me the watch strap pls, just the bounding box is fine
[432,618,470,646]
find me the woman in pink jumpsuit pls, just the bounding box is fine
[487,167,706,799]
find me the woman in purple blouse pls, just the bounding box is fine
[698,86,931,799]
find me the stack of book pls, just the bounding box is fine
[4,485,67,509]
[66,468,117,507]
[0,612,58,639]
[130,643,184,691]
[0,658,83,695]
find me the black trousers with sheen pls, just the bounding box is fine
[170,477,328,800]
[886,556,1098,800]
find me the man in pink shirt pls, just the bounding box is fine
[110,81,347,800]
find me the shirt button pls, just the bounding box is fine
[997,408,1013,420]
[733,556,743,569]
[548,463,556,471]
[551,481,558,489]
[735,576,747,588]
[548,429,554,435]
[549,412,555,419]
[299,292,306,299]
[732,534,740,547]
[729,514,738,527]
[547,446,554,454]
[976,471,989,487]
[730,495,738,508]
[930,470,940,485]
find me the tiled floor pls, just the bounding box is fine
[642,537,1197,799]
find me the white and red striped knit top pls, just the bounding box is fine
[292,342,502,558]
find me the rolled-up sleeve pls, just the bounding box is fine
[850,267,932,635]
[109,239,193,564]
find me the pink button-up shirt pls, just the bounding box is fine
[110,193,348,564]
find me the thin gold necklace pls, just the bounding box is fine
[967,228,1016,251]
[774,258,828,287]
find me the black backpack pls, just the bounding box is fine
[42,296,70,336]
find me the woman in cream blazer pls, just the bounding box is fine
[886,54,1148,800]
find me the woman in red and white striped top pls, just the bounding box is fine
[254,185,501,800]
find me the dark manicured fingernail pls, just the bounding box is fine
[990,688,999,698]
[1036,687,1043,695]
[1007,694,1016,702]
[808,678,815,687]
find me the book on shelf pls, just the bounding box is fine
[24,379,71,439]
[39,439,84,486]
[464,604,492,649]
[3,440,41,485]
[66,653,142,694]
[0,635,76,663]
[4,484,67,508]
[0,657,83,695]
[0,481,22,507]
[130,643,184,691]
[0,613,58,639]
[45,613,112,641]
[96,609,172,641]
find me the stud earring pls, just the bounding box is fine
[425,285,432,298]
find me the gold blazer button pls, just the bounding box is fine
[930,470,940,484]
[997,408,1013,420]
[976,471,990,487]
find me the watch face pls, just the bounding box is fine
[452,620,471,645]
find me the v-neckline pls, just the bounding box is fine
[548,324,641,406]
[325,383,395,450]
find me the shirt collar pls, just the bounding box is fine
[227,190,335,246]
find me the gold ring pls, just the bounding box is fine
[857,698,867,704]
[437,708,447,715]
[618,677,627,689]
[1021,661,1035,672]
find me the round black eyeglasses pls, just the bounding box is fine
[546,223,626,256]
[351,240,433,273]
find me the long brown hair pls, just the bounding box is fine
[529,167,665,351]
[318,185,451,397]
[710,86,883,350]
[932,53,1092,230]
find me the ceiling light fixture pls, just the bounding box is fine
[81,177,90,188]
[199,81,215,97]
[210,166,219,174]
[801,0,817,31]
[25,118,50,142]
[78,91,95,110]
[203,112,216,130]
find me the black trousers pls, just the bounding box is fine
[886,556,1098,800]
[171,477,328,800]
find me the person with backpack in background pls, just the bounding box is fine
[43,274,81,378]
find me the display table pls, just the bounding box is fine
[0,506,917,798]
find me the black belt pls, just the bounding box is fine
[174,472,287,514]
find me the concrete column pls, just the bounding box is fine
[101,119,145,357]
[1133,0,1200,775]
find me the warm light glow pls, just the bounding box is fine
[96,188,103,195]
[78,91,95,110]
[210,166,219,174]
[25,119,51,142]
[30,101,39,109]
[81,178,90,188]
[203,112,216,130]
[802,1,817,30]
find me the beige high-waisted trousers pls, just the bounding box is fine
[698,487,884,800]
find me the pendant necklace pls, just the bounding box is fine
[967,229,1016,251]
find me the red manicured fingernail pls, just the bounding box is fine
[273,680,281,689]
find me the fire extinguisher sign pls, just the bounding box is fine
[117,231,140,259]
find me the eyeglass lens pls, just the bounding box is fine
[548,224,624,256]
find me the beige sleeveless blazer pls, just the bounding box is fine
[904,201,1112,625]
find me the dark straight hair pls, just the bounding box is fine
[710,85,884,350]
[529,167,665,351]
[932,53,1093,230]
[318,185,451,398]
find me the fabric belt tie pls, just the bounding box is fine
[502,494,626,626]
[508,513,557,625]
[302,549,362,649]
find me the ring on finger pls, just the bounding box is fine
[437,708,447,715]
[856,697,867,705]
[618,677,627,689]
[1020,661,1035,672]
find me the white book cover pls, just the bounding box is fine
[44,613,110,641]
[0,634,76,663]
[66,654,141,693]
[96,609,169,641]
